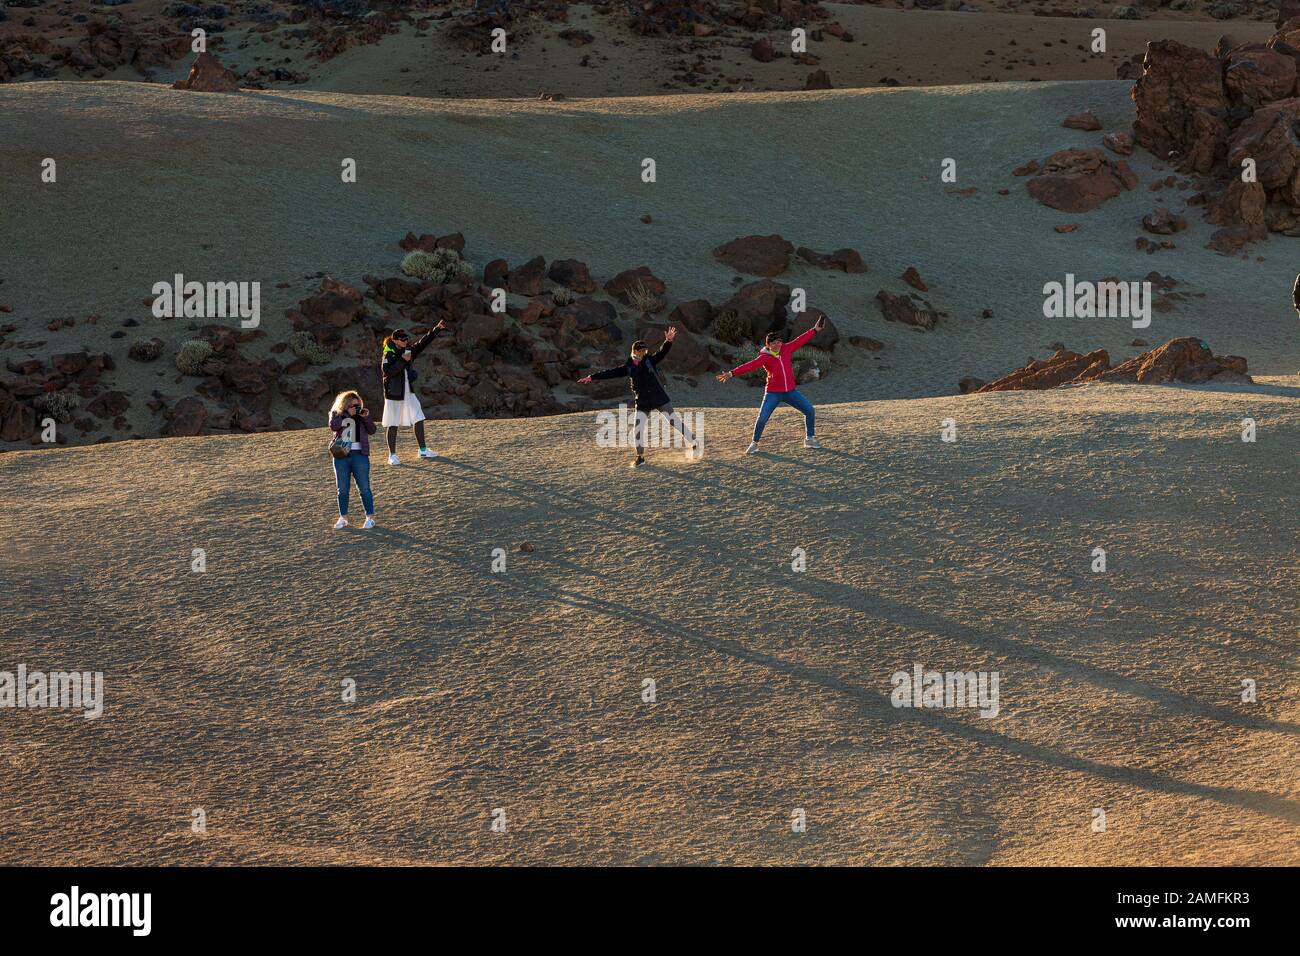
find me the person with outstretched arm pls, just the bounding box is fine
[381,320,445,464]
[716,318,825,454]
[577,326,701,468]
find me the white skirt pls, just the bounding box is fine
[382,378,426,428]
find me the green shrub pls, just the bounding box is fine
[175,339,213,375]
[551,286,576,307]
[400,248,473,283]
[1112,4,1141,18]
[289,330,331,365]
[35,391,78,423]
[711,309,751,346]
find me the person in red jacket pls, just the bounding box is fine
[716,318,825,454]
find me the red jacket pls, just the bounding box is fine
[730,327,817,392]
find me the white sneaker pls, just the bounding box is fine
[333,517,348,530]
[418,447,439,459]
[804,436,822,449]
[362,516,375,529]
[388,453,401,465]
[745,441,760,455]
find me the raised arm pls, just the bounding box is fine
[650,339,673,365]
[787,326,818,353]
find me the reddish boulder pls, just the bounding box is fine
[164,397,208,437]
[1225,98,1300,203]
[456,313,506,349]
[604,266,666,305]
[1224,49,1296,109]
[900,266,928,291]
[1103,131,1135,155]
[507,256,547,297]
[751,38,775,63]
[720,280,792,340]
[1025,148,1137,212]
[712,235,793,277]
[548,259,597,293]
[0,388,36,443]
[1063,110,1102,131]
[977,349,1111,392]
[1131,40,1230,172]
[484,259,509,287]
[1093,337,1251,384]
[172,52,240,93]
[667,299,714,333]
[298,277,365,329]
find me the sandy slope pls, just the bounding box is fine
[2,79,1297,446]
[0,385,1296,865]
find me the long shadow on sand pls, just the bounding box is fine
[431,457,1299,735]
[366,524,1300,827]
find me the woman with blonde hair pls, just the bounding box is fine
[328,390,377,529]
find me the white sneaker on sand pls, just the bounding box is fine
[333,517,348,530]
[418,448,439,459]
[745,442,760,455]
[362,517,375,529]
[804,436,822,449]
[387,453,401,465]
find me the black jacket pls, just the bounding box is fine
[381,329,435,401]
[590,341,672,410]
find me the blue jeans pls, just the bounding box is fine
[333,452,374,517]
[753,389,815,442]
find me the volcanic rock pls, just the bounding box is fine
[172,52,239,92]
[712,235,793,277]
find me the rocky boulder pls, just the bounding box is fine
[548,259,597,293]
[667,299,714,334]
[1093,337,1251,384]
[976,349,1111,392]
[1025,148,1138,212]
[172,52,240,92]
[712,235,793,277]
[1131,40,1230,172]
[604,266,666,305]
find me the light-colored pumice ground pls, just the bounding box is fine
[1,385,1296,865]
[1,78,1297,428]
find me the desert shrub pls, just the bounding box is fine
[794,347,832,383]
[711,308,751,346]
[35,391,78,424]
[400,248,472,284]
[128,337,164,362]
[1208,1,1237,18]
[1112,4,1141,18]
[625,279,663,314]
[175,339,213,375]
[289,330,331,365]
[551,286,576,307]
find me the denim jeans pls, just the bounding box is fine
[333,452,374,517]
[753,389,815,441]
